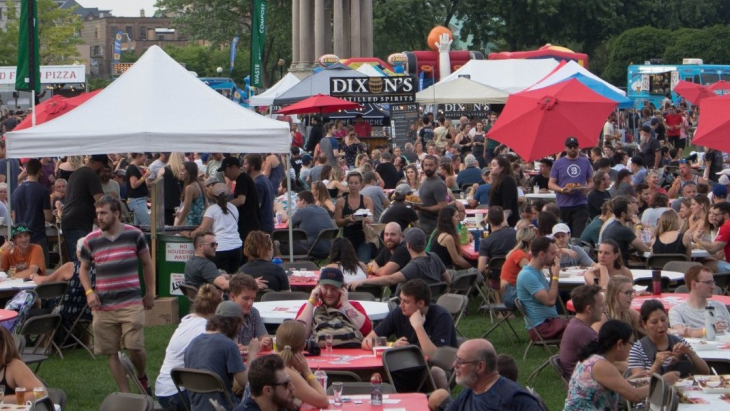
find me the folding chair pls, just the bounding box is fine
[479,256,506,310]
[171,367,235,411]
[436,294,468,334]
[347,292,376,302]
[713,272,730,295]
[448,269,479,296]
[259,291,310,302]
[272,229,309,260]
[514,299,560,360]
[100,392,153,411]
[19,313,62,372]
[29,396,55,411]
[381,345,436,394]
[525,386,550,411]
[427,346,457,386]
[282,261,320,271]
[56,302,95,359]
[306,228,341,263]
[178,284,199,303]
[427,281,449,303]
[647,253,689,269]
[209,399,227,411]
[705,359,730,374]
[548,354,569,389]
[647,373,670,410]
[326,382,397,395]
[479,286,520,343]
[326,371,362,384]
[666,386,679,411]
[118,352,150,395]
[33,282,68,314]
[354,285,386,301]
[662,260,700,273]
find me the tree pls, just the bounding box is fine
[163,44,250,80]
[602,26,670,85]
[372,0,436,58]
[663,25,730,64]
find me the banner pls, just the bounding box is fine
[15,0,40,92]
[229,36,239,73]
[330,77,416,103]
[251,0,267,88]
[112,30,123,69]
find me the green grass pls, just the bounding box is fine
[39,299,567,410]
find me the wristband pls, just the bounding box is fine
[306,374,316,382]
[388,342,394,347]
[307,298,317,305]
[85,289,94,296]
[551,277,559,281]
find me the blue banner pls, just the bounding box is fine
[112,30,123,73]
[229,36,239,73]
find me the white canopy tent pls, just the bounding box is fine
[415,77,510,104]
[6,45,290,157]
[356,64,385,77]
[249,72,302,107]
[525,60,626,96]
[438,59,561,93]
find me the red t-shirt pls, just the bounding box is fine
[295,300,373,336]
[501,249,530,286]
[715,220,730,263]
[353,122,372,138]
[665,113,682,136]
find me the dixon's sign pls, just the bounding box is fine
[330,76,416,103]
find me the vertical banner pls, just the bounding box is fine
[251,0,267,88]
[112,30,123,75]
[15,0,40,92]
[229,36,239,73]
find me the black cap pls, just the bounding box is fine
[90,154,109,164]
[217,156,241,172]
[641,125,652,133]
[565,137,579,147]
[318,267,344,288]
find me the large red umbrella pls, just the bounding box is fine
[691,95,730,152]
[710,80,730,92]
[486,79,618,161]
[15,90,102,131]
[673,80,716,105]
[276,94,361,115]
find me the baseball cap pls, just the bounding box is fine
[90,154,109,164]
[713,184,728,199]
[215,301,244,319]
[650,118,660,125]
[564,137,579,147]
[404,227,427,251]
[114,169,126,177]
[551,223,571,236]
[481,167,491,175]
[617,169,633,182]
[720,175,730,186]
[302,154,312,165]
[11,224,32,239]
[204,176,220,186]
[211,183,228,197]
[217,156,241,172]
[318,267,344,288]
[395,183,412,196]
[641,125,652,133]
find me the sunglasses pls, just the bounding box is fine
[271,378,291,388]
[202,242,218,248]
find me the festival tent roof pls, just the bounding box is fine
[438,59,561,93]
[6,46,290,158]
[249,72,302,106]
[415,77,510,104]
[273,64,368,107]
[526,60,626,97]
[356,64,385,77]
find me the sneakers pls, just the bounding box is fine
[138,374,152,396]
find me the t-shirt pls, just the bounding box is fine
[586,189,611,219]
[559,245,594,268]
[579,217,604,247]
[399,253,445,285]
[234,172,261,239]
[309,165,323,183]
[184,256,222,287]
[550,156,592,208]
[418,127,434,143]
[632,168,647,185]
[291,205,336,256]
[472,184,491,206]
[532,174,550,191]
[559,317,598,380]
[417,176,447,234]
[204,203,242,252]
[601,220,636,264]
[295,300,372,336]
[516,265,558,330]
[238,260,289,291]
[376,162,400,189]
[640,138,661,169]
[445,377,539,411]
[354,121,372,138]
[254,174,274,233]
[0,244,45,275]
[125,164,149,199]
[319,136,339,166]
[360,185,389,221]
[184,332,245,411]
[501,249,528,286]
[0,158,19,194]
[628,335,692,372]
[715,220,730,263]
[61,166,104,231]
[79,225,148,310]
[456,167,482,188]
[669,300,730,330]
[374,304,457,348]
[489,176,519,227]
[374,243,411,271]
[665,113,682,136]
[101,180,121,198]
[11,181,51,244]
[379,202,419,231]
[155,314,208,397]
[479,228,517,259]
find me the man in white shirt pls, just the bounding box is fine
[669,266,730,337]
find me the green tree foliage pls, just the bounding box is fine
[603,27,669,85]
[663,25,730,64]
[372,0,438,58]
[163,44,250,80]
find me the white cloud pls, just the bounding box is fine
[78,0,158,17]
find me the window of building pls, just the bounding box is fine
[126,26,132,36]
[110,25,118,37]
[140,26,147,40]
[95,27,99,39]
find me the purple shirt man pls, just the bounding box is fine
[550,155,593,208]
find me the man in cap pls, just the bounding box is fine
[61,154,106,261]
[0,224,45,277]
[379,184,419,231]
[467,168,491,209]
[296,267,372,347]
[347,227,450,292]
[551,223,594,268]
[184,232,230,290]
[10,159,52,265]
[712,184,728,204]
[370,222,412,277]
[456,154,482,188]
[639,124,661,170]
[548,137,594,237]
[235,355,294,411]
[220,156,262,248]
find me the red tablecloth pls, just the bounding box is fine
[289,271,320,288]
[301,393,427,411]
[275,221,288,229]
[465,209,488,216]
[305,348,383,371]
[461,243,479,260]
[567,293,730,312]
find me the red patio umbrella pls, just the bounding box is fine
[276,94,361,115]
[485,78,617,161]
[15,90,102,131]
[673,80,716,106]
[710,80,730,91]
[691,95,730,152]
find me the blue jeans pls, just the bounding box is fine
[157,392,189,411]
[63,229,89,262]
[502,283,517,310]
[127,197,151,226]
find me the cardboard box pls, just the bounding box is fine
[145,297,180,327]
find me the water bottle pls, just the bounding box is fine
[705,306,716,341]
[370,372,383,405]
[272,257,283,265]
[314,368,327,391]
[276,212,283,225]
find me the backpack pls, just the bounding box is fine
[312,305,364,348]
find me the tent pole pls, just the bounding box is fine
[286,153,294,262]
[6,160,10,240]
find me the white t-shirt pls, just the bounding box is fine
[339,264,367,283]
[668,300,730,330]
[155,315,208,397]
[204,203,242,251]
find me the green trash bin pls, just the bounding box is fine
[156,234,195,319]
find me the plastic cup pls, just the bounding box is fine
[33,387,43,400]
[15,387,25,405]
[332,382,344,406]
[325,333,333,352]
[0,384,5,404]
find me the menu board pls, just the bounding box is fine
[390,104,420,148]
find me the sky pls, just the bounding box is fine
[79,0,158,17]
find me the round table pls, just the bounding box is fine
[300,393,428,411]
[551,268,685,287]
[526,192,556,201]
[305,348,383,371]
[461,243,479,260]
[254,300,389,325]
[567,293,730,312]
[642,249,711,259]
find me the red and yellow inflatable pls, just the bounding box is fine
[488,44,589,68]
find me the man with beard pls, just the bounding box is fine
[413,155,447,235]
[235,355,294,411]
[371,222,412,277]
[184,232,230,290]
[601,198,650,264]
[100,161,120,198]
[427,339,539,411]
[548,137,593,237]
[694,202,730,272]
[80,196,155,393]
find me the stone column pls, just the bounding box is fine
[291,0,300,67]
[360,0,373,57]
[299,0,313,67]
[314,0,326,61]
[324,8,333,54]
[342,0,351,57]
[349,0,361,57]
[333,0,344,56]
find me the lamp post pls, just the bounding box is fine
[216,66,223,77]
[277,59,285,80]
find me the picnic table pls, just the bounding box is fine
[642,249,711,259]
[554,268,685,287]
[301,393,428,411]
[253,300,390,325]
[305,348,384,371]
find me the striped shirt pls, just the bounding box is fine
[80,225,148,311]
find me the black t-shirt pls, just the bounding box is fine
[640,138,661,169]
[587,189,612,219]
[374,304,457,348]
[489,176,519,227]
[162,166,182,212]
[61,166,104,231]
[238,260,289,291]
[532,174,550,190]
[602,221,636,263]
[11,181,51,244]
[379,202,419,232]
[125,164,149,199]
[419,127,434,143]
[374,243,411,270]
[290,156,303,178]
[233,172,261,239]
[375,162,401,189]
[478,227,517,259]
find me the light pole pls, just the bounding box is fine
[216,67,223,77]
[277,59,285,80]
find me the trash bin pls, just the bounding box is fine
[156,234,194,319]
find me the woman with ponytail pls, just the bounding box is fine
[274,321,329,409]
[564,320,665,410]
[500,227,536,309]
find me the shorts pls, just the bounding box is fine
[669,136,686,149]
[92,304,146,355]
[527,317,568,342]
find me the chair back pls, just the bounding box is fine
[272,229,308,244]
[647,372,669,410]
[326,370,362,384]
[662,261,700,273]
[347,292,376,302]
[100,392,153,411]
[714,272,730,295]
[118,352,148,395]
[170,367,234,407]
[12,334,25,352]
[436,294,468,318]
[427,346,456,373]
[448,269,478,295]
[282,261,319,271]
[29,396,55,411]
[381,345,436,394]
[209,399,227,411]
[525,386,550,411]
[548,355,569,389]
[308,228,341,257]
[486,256,507,286]
[260,291,310,302]
[354,285,385,301]
[326,382,397,395]
[427,281,449,302]
[18,313,62,355]
[178,284,199,303]
[647,254,689,269]
[34,282,68,301]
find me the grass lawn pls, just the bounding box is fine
[39,298,567,410]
